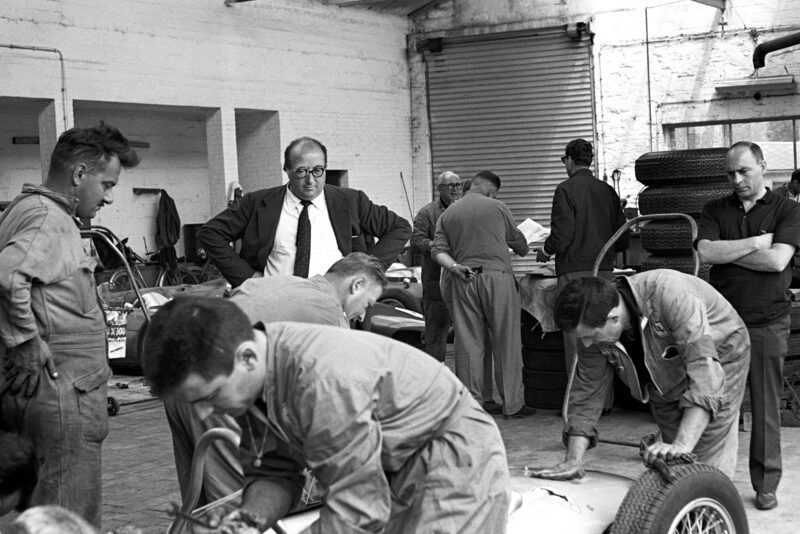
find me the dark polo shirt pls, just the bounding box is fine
[697,189,800,327]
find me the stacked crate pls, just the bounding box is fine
[634,148,731,279]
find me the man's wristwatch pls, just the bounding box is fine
[450,263,460,273]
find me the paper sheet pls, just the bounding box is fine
[517,218,550,244]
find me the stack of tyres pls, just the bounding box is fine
[788,301,800,358]
[521,309,567,410]
[635,148,731,280]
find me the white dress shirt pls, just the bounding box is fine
[265,188,343,277]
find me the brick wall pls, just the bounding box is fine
[410,0,800,207]
[0,0,415,255]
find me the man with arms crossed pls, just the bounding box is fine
[696,141,800,510]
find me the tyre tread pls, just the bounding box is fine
[635,148,729,186]
[638,183,731,216]
[611,462,748,534]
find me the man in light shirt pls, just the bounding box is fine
[199,137,411,288]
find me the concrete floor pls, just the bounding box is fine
[101,398,800,533]
[100,373,800,534]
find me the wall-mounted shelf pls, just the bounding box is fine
[132,188,161,195]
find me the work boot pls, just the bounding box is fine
[755,492,778,510]
[482,401,503,415]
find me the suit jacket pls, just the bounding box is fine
[199,184,411,287]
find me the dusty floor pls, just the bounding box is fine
[101,347,800,534]
[101,397,800,533]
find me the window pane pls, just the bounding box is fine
[669,125,726,149]
[731,120,795,187]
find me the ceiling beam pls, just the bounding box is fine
[691,0,725,10]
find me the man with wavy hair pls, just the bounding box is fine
[0,123,140,527]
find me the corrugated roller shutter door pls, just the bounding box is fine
[425,29,595,273]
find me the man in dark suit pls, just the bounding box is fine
[199,137,411,288]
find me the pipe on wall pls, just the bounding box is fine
[0,43,68,129]
[753,31,800,69]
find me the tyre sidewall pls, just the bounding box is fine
[612,464,749,534]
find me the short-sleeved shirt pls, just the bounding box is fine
[697,190,800,326]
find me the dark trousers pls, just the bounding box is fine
[747,316,789,494]
[421,298,451,363]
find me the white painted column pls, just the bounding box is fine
[206,107,240,216]
[38,99,69,182]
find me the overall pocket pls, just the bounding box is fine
[74,365,111,443]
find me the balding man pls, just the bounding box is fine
[199,136,411,288]
[697,141,800,510]
[411,171,462,364]
[432,171,533,418]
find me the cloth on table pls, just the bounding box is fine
[518,272,559,333]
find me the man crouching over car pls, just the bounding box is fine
[141,296,510,534]
[530,269,750,481]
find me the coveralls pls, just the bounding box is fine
[0,184,109,527]
[565,270,750,477]
[165,274,348,505]
[240,322,510,534]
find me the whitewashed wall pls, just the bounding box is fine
[410,0,800,207]
[0,0,414,256]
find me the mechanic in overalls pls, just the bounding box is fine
[142,296,510,534]
[530,269,750,480]
[0,123,140,527]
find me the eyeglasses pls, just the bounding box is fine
[293,166,326,179]
[442,183,463,190]
[560,156,569,163]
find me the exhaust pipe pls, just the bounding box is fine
[753,31,800,69]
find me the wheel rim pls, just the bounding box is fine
[667,497,736,534]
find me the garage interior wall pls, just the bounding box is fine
[423,28,594,272]
[411,0,800,227]
[72,103,213,258]
[0,98,50,201]
[0,0,414,255]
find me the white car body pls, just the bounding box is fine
[267,471,633,534]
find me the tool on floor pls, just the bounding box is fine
[597,434,696,484]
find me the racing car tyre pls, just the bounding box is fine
[522,347,567,372]
[611,462,748,534]
[787,332,800,357]
[523,368,568,391]
[640,220,696,255]
[635,148,729,186]
[378,288,422,314]
[521,326,564,352]
[640,255,710,280]
[790,303,800,332]
[524,387,564,411]
[637,183,731,216]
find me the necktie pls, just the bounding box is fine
[294,200,312,277]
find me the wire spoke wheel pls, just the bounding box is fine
[668,497,735,534]
[611,462,748,534]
